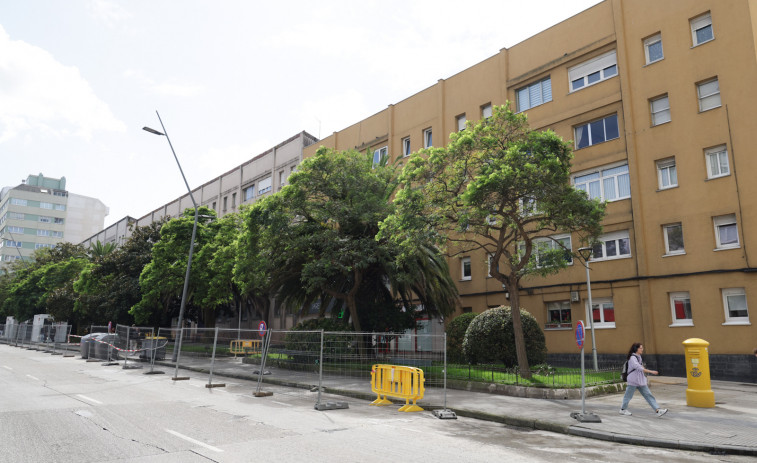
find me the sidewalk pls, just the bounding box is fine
[159,356,757,457]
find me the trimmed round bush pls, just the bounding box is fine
[462,306,547,367]
[446,312,477,363]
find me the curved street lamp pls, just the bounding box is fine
[143,111,197,363]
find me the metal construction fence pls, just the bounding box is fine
[0,322,72,353]
[248,330,452,412]
[1,321,623,415]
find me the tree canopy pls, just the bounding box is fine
[381,104,605,376]
[240,147,459,333]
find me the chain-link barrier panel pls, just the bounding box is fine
[253,330,449,411]
[114,324,154,369]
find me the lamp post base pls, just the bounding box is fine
[570,411,602,423]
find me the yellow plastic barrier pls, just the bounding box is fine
[370,364,425,412]
[229,339,262,355]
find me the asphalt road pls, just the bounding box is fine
[0,345,751,463]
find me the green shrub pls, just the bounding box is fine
[462,306,547,367]
[446,312,477,363]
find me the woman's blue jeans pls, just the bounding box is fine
[621,385,660,411]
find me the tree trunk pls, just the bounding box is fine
[508,276,532,379]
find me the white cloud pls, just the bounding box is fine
[0,25,126,143]
[87,0,132,28]
[124,69,204,97]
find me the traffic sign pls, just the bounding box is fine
[575,320,585,349]
[257,321,268,338]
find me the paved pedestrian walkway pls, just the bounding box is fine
[159,355,757,457]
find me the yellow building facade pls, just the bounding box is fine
[303,0,757,380]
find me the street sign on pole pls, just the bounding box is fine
[257,321,267,338]
[575,320,585,349]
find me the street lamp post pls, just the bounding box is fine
[143,111,197,363]
[578,246,599,371]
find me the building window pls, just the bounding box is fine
[669,292,693,326]
[9,212,24,220]
[212,201,217,211]
[10,198,27,206]
[546,301,572,329]
[663,223,685,255]
[8,226,24,234]
[650,95,670,126]
[38,216,52,223]
[722,288,748,324]
[516,77,552,112]
[691,12,714,46]
[705,145,729,179]
[258,177,272,195]
[656,158,677,189]
[223,196,228,212]
[587,298,615,328]
[462,307,473,314]
[481,103,492,119]
[373,146,388,166]
[279,170,286,188]
[54,204,65,211]
[54,217,64,224]
[461,257,471,281]
[590,230,631,262]
[574,114,619,149]
[423,128,433,148]
[697,78,720,112]
[35,243,54,250]
[521,234,573,267]
[573,163,630,202]
[40,202,53,209]
[232,192,237,208]
[244,185,255,201]
[456,114,466,132]
[568,50,618,92]
[402,137,411,157]
[37,229,51,236]
[643,33,664,64]
[713,214,739,249]
[4,240,22,248]
[51,231,63,238]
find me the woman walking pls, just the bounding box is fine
[620,343,668,417]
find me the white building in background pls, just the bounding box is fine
[0,173,109,269]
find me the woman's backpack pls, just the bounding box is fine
[621,360,629,381]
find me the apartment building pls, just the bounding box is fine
[303,0,757,380]
[134,131,317,228]
[0,174,109,269]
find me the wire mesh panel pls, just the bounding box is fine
[321,331,446,409]
[254,330,448,410]
[0,324,6,345]
[18,323,31,348]
[114,324,154,368]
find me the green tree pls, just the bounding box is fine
[132,208,216,326]
[381,104,605,377]
[75,221,165,330]
[244,147,458,333]
[0,243,88,325]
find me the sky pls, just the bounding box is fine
[0,0,602,229]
